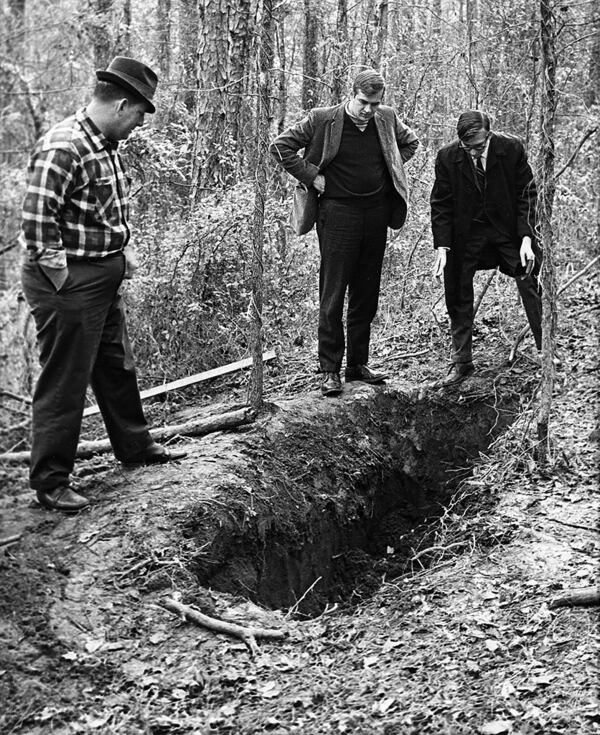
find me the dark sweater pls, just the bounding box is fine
[323,112,393,207]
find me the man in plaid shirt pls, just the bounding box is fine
[20,57,186,513]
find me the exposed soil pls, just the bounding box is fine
[0,287,598,734]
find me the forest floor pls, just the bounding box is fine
[0,275,598,735]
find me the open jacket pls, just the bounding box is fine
[430,132,537,254]
[270,103,419,230]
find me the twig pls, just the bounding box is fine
[548,585,600,609]
[409,540,467,563]
[0,389,32,405]
[379,348,430,365]
[509,254,600,361]
[554,127,598,181]
[161,597,287,657]
[114,558,152,580]
[0,534,22,548]
[286,576,322,618]
[399,225,428,309]
[545,516,599,533]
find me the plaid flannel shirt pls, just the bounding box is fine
[20,108,131,267]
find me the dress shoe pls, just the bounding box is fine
[36,485,89,512]
[122,442,188,469]
[321,372,342,396]
[440,362,475,386]
[345,364,388,384]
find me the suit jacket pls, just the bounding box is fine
[270,103,419,231]
[430,132,537,255]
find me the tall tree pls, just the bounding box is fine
[584,2,600,107]
[90,0,112,69]
[536,0,558,463]
[115,0,131,56]
[331,0,349,104]
[156,0,172,80]
[249,0,274,409]
[302,0,319,109]
[228,0,253,161]
[178,0,199,111]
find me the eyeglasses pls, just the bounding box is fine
[460,132,490,152]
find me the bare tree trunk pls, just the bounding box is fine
[375,0,388,72]
[536,0,558,464]
[178,0,199,112]
[90,0,113,69]
[228,0,253,164]
[249,0,274,409]
[465,0,479,107]
[584,3,600,107]
[115,0,131,56]
[331,0,348,104]
[156,0,172,79]
[275,8,288,133]
[190,0,230,200]
[302,0,319,109]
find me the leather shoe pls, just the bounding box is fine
[345,364,388,384]
[440,362,474,386]
[36,485,89,512]
[321,372,342,396]
[122,442,188,469]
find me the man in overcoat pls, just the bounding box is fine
[270,69,419,396]
[430,110,542,385]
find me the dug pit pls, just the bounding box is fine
[180,373,531,615]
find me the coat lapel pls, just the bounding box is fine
[453,145,477,188]
[485,133,504,173]
[318,104,344,169]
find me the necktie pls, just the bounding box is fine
[475,155,485,191]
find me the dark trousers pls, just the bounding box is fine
[316,198,391,372]
[444,223,542,365]
[21,255,152,491]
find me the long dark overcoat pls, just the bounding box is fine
[430,132,537,256]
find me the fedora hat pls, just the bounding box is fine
[96,56,158,113]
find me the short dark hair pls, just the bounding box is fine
[92,80,145,106]
[457,110,491,141]
[352,69,385,96]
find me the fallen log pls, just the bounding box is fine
[548,585,600,610]
[161,597,287,657]
[82,351,277,418]
[0,407,255,465]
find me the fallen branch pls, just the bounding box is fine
[162,597,287,657]
[548,585,600,610]
[554,127,597,181]
[546,516,599,533]
[0,389,32,405]
[0,534,22,548]
[380,348,430,365]
[509,254,600,361]
[473,268,497,318]
[83,351,277,417]
[0,407,256,465]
